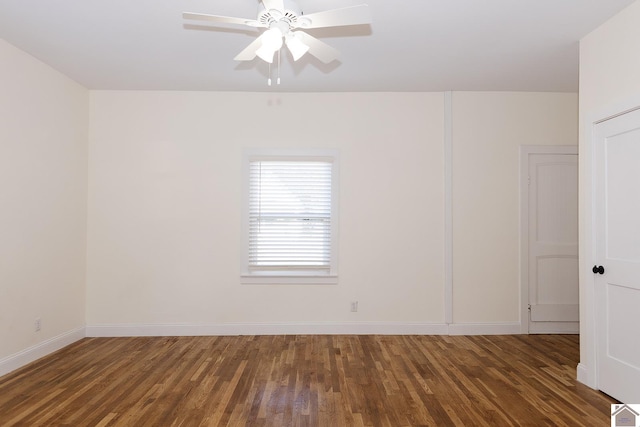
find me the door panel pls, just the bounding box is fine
[536,256,579,304]
[606,130,640,262]
[535,161,579,244]
[595,108,640,403]
[607,284,640,368]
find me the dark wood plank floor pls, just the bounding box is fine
[0,335,615,426]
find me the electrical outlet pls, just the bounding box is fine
[350,301,358,312]
[35,318,41,332]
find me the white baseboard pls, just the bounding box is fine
[86,322,451,337]
[528,322,579,334]
[448,322,522,335]
[86,321,524,337]
[0,327,85,378]
[576,363,597,389]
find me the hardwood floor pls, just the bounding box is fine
[0,335,615,426]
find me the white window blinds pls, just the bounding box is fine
[248,160,333,273]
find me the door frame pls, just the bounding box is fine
[580,96,640,390]
[519,145,578,334]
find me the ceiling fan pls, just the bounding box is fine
[183,0,372,65]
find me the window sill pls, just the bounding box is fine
[241,274,338,285]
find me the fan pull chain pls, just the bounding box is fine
[268,62,272,86]
[277,49,281,85]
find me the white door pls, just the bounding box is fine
[594,108,640,403]
[526,152,579,333]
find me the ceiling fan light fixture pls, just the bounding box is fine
[262,28,284,50]
[255,45,276,63]
[285,33,309,61]
[256,28,284,63]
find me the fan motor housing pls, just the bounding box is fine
[257,0,302,27]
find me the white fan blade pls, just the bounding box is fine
[183,12,263,28]
[234,34,267,61]
[295,32,340,64]
[262,0,285,12]
[296,5,371,29]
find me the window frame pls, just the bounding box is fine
[241,148,339,284]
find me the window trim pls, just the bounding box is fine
[241,148,339,284]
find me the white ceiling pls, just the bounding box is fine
[0,0,635,92]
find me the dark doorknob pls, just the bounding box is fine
[592,265,605,275]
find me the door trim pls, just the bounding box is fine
[519,145,578,334]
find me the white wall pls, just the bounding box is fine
[578,0,640,387]
[86,91,446,332]
[452,92,578,323]
[0,40,88,367]
[86,90,578,334]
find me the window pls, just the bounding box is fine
[242,150,339,284]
